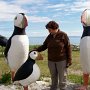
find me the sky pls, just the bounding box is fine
[0,0,90,37]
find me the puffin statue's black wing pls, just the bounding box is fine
[0,35,8,47]
[13,58,35,81]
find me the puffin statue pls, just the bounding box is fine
[13,51,40,90]
[77,9,90,90]
[4,13,29,81]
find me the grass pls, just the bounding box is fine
[69,51,81,71]
[0,58,10,77]
[67,74,83,84]
[0,45,83,84]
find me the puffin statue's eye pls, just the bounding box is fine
[34,52,36,54]
[15,16,17,20]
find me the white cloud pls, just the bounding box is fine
[0,0,89,22]
[0,0,51,22]
[66,31,82,36]
[0,1,27,13]
[70,1,87,11]
[28,16,51,23]
[0,1,28,21]
[0,0,89,37]
[66,1,90,13]
[46,1,90,16]
[11,0,47,5]
[47,4,65,9]
[0,13,15,21]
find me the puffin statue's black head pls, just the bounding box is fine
[29,50,38,60]
[81,9,90,38]
[13,13,28,35]
[14,13,28,29]
[81,9,90,27]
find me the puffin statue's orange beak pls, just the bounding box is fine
[36,53,43,60]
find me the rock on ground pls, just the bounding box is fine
[0,81,90,90]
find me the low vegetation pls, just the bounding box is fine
[0,45,84,84]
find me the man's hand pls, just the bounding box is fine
[66,62,72,68]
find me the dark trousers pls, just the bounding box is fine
[48,60,67,90]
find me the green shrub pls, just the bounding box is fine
[0,72,11,84]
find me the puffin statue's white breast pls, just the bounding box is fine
[80,9,90,73]
[8,35,29,71]
[13,51,40,87]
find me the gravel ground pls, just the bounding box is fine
[0,80,90,90]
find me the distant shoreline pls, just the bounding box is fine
[6,36,81,45]
[29,36,81,45]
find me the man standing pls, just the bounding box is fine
[36,21,72,90]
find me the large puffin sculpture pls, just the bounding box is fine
[13,51,40,90]
[78,9,90,90]
[4,13,29,81]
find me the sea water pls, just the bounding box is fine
[29,36,81,45]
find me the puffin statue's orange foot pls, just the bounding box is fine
[75,86,87,90]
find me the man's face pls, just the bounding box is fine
[47,28,58,34]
